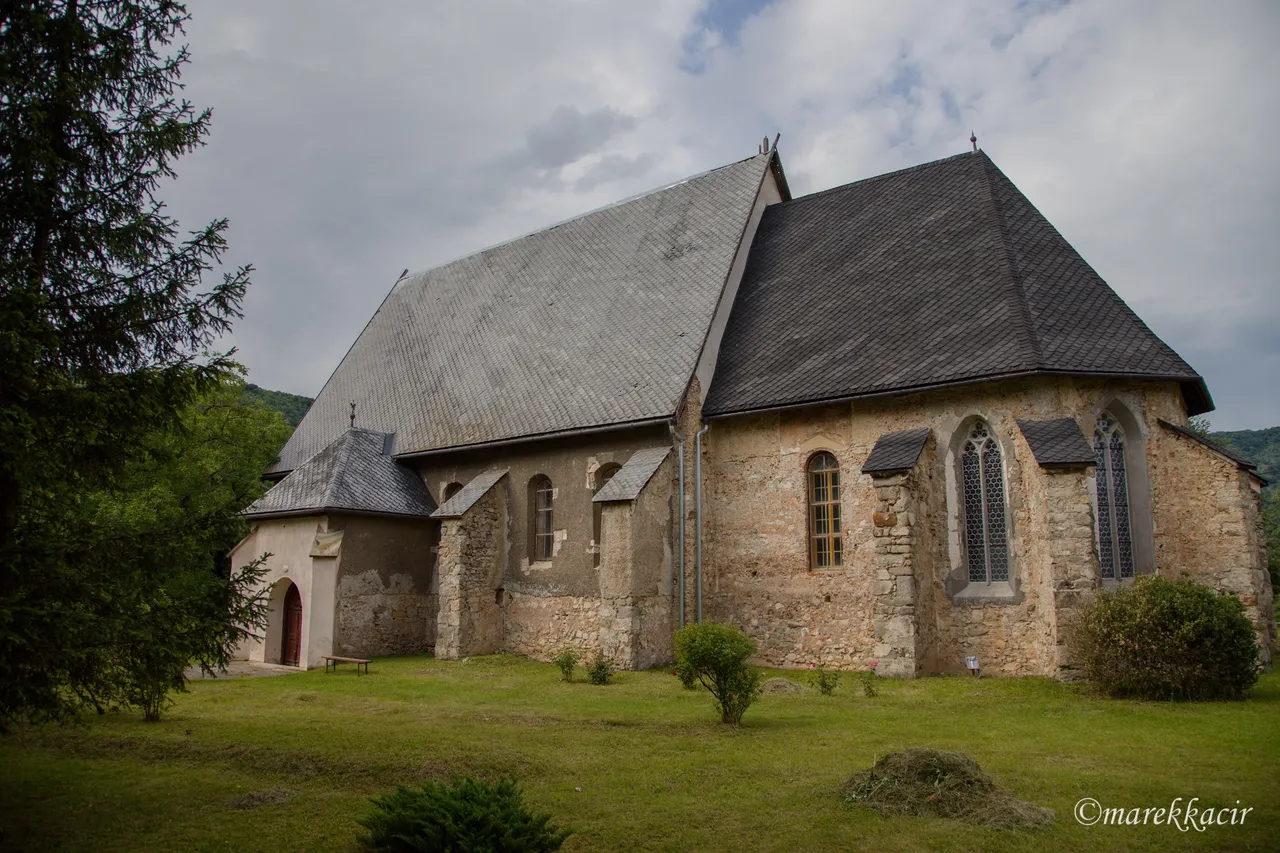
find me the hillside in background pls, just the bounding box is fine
[1211,426,1279,492]
[244,384,313,428]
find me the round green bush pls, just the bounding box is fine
[358,776,571,852]
[1067,575,1259,701]
[673,621,763,725]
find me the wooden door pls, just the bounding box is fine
[282,584,303,667]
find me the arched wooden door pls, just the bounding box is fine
[281,584,303,667]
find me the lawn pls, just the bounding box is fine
[1,656,1276,852]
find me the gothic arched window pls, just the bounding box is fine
[961,421,1009,583]
[1094,415,1135,580]
[807,452,843,568]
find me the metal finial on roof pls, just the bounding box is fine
[398,268,409,280]
[970,131,978,152]
[349,400,357,428]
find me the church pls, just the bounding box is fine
[230,145,1274,677]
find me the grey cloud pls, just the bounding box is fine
[574,152,660,192]
[524,106,638,169]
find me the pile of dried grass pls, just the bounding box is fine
[841,748,1053,830]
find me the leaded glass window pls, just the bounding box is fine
[808,452,843,568]
[1094,416,1135,580]
[961,421,1009,583]
[533,477,554,561]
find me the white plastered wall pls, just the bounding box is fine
[229,515,338,669]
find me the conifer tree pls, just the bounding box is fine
[0,1,260,725]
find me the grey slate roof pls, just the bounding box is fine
[1157,420,1264,480]
[244,429,436,520]
[1016,418,1095,468]
[593,447,672,502]
[704,151,1210,418]
[431,468,508,518]
[270,154,774,474]
[861,428,931,476]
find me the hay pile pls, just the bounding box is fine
[841,749,1053,830]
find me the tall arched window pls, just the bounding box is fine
[443,482,463,501]
[961,421,1009,583]
[807,452,842,568]
[1094,415,1135,580]
[531,476,554,561]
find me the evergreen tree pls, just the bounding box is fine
[0,1,256,725]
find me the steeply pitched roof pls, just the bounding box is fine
[245,429,436,519]
[593,447,671,502]
[432,468,508,519]
[1158,420,1265,481]
[1016,418,1095,469]
[270,154,775,474]
[704,151,1209,418]
[861,428,931,476]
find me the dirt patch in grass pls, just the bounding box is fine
[841,748,1054,830]
[760,678,807,695]
[228,788,298,810]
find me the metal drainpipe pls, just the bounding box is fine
[669,424,686,629]
[694,423,710,623]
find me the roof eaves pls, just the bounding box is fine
[704,368,1207,421]
[242,506,434,522]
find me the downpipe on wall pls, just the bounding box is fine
[669,424,686,629]
[694,423,710,623]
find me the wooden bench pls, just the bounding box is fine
[323,655,371,675]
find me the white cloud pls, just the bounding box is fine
[168,0,1280,429]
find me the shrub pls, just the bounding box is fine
[1066,575,1259,701]
[861,668,878,699]
[585,655,614,685]
[552,648,579,683]
[358,776,571,852]
[809,665,840,696]
[673,621,763,725]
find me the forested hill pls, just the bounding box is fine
[243,384,313,428]
[1211,427,1280,491]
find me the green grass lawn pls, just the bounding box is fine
[1,656,1276,852]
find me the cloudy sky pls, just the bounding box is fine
[167,0,1279,430]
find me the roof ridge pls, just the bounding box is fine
[774,150,975,209]
[321,429,359,509]
[977,152,1043,370]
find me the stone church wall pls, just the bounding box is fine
[414,422,676,665]
[1150,427,1276,664]
[332,514,438,658]
[701,376,1272,676]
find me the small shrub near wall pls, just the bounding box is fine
[674,621,763,725]
[1067,575,1259,701]
[585,655,614,685]
[553,648,579,683]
